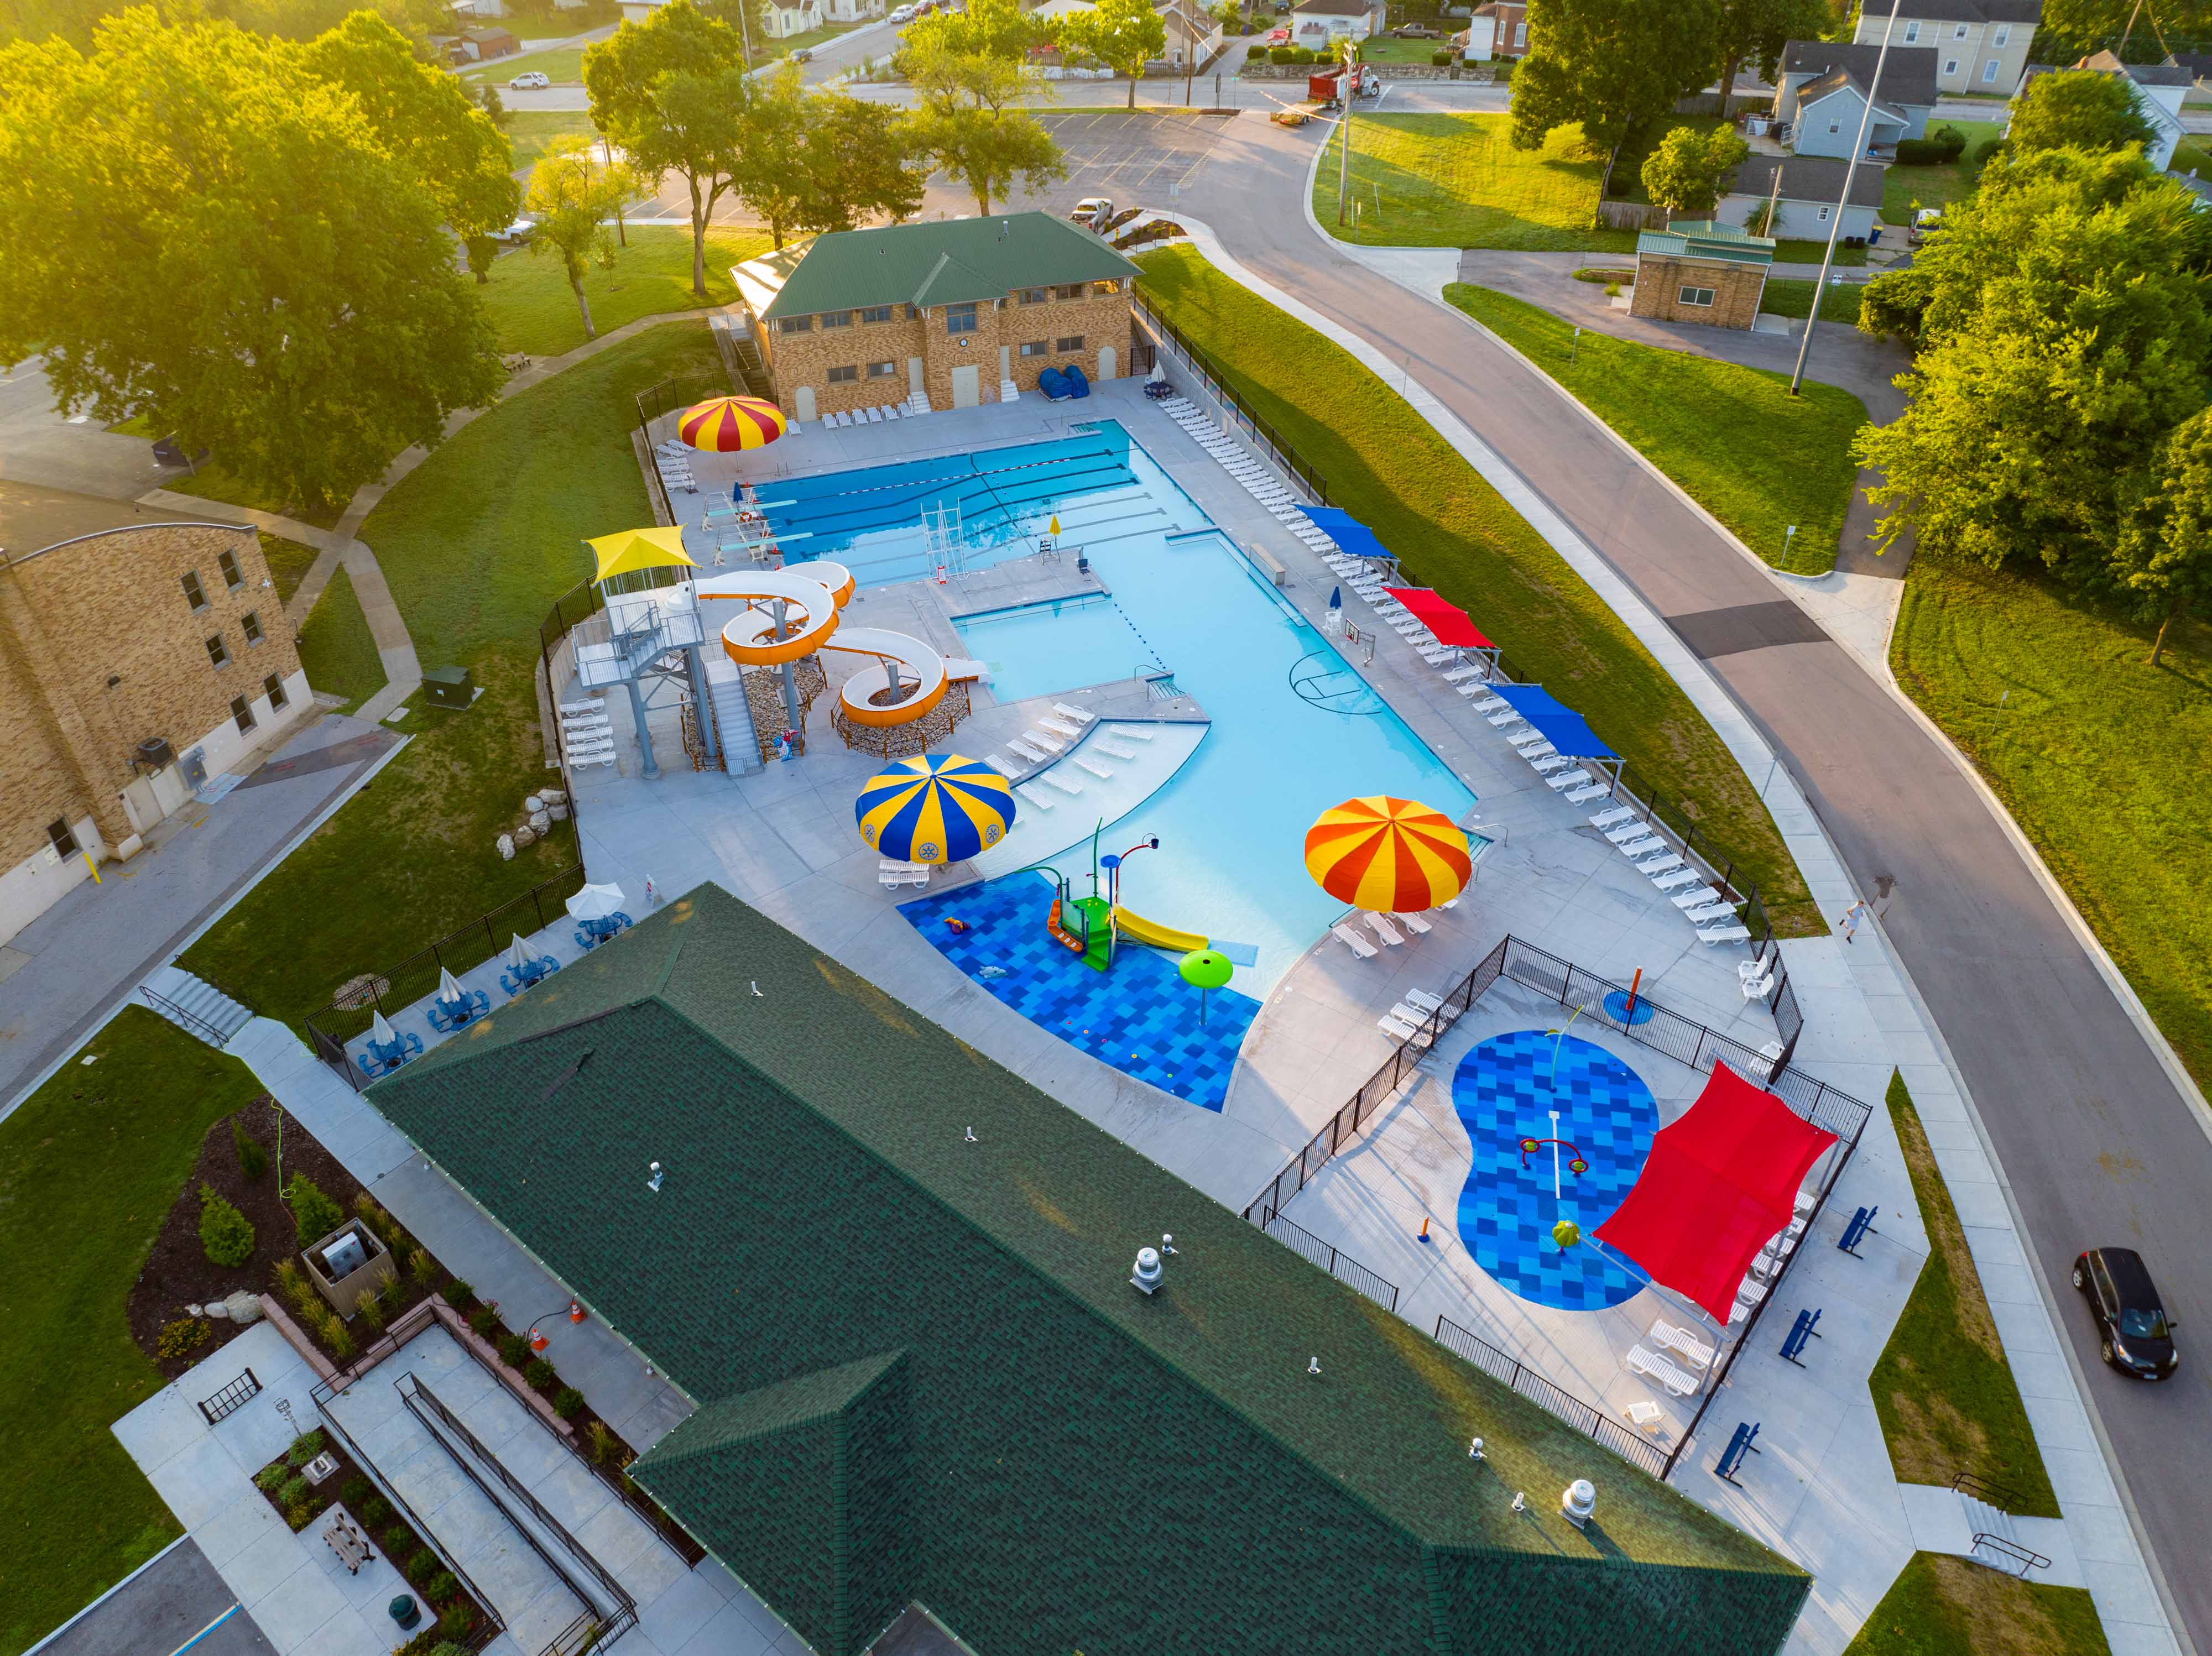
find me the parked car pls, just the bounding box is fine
[509,69,550,88]
[152,435,210,468]
[1907,206,1943,247]
[492,215,538,246]
[2074,1248,2179,1379]
[890,3,915,17]
[1068,196,1114,232]
[1266,25,1288,42]
[1389,23,1441,36]
[788,45,812,61]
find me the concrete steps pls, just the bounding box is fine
[142,964,254,1049]
[999,378,1021,403]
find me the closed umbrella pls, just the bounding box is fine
[504,933,531,971]
[1304,796,1472,913]
[370,1010,397,1049]
[566,882,626,921]
[855,754,1015,865]
[437,967,466,1006]
[678,395,788,453]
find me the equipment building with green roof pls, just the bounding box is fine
[365,886,1810,1656]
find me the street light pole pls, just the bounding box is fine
[1336,39,1354,226]
[1788,0,1905,396]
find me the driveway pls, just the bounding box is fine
[0,358,169,503]
[33,1539,275,1656]
[1109,110,2210,1652]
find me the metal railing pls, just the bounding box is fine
[1952,1469,2032,1511]
[303,867,591,1088]
[1263,1213,1400,1312]
[1129,294,1332,505]
[1971,1533,2052,1577]
[1433,1315,1669,1481]
[142,985,233,1048]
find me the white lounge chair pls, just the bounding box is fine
[1588,807,1637,830]
[878,859,930,889]
[1107,724,1156,741]
[1650,1320,1714,1370]
[1051,702,1096,725]
[1506,727,1549,749]
[1564,783,1612,804]
[1015,782,1055,809]
[1623,1399,1666,1434]
[1741,969,1775,1000]
[1545,769,1594,791]
[1616,836,1667,859]
[1671,889,1722,911]
[1364,912,1405,947]
[1025,730,1066,753]
[1402,987,1460,1020]
[1650,866,1702,891]
[1698,922,1753,945]
[1463,689,1507,708]
[1626,1345,1699,1398]
[1604,822,1652,845]
[1391,910,1433,936]
[1441,665,1484,683]
[1008,738,1051,762]
[1094,739,1139,760]
[1040,717,1082,738]
[1379,1013,1433,1046]
[1042,771,1084,795]
[983,754,1020,777]
[1072,754,1113,780]
[1332,922,1379,959]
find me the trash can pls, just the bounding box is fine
[421,665,474,709]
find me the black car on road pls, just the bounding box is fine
[2074,1247,2178,1380]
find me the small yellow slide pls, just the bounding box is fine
[1112,906,1207,953]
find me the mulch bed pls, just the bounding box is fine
[128,1094,377,1380]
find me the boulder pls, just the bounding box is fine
[548,803,570,823]
[524,793,544,813]
[513,824,538,849]
[529,809,551,833]
[498,832,515,860]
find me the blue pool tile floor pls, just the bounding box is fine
[1450,1029,1657,1311]
[900,876,1258,1112]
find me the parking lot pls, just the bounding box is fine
[920,107,1239,217]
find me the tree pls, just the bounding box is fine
[301,12,519,241]
[0,13,503,514]
[1055,0,1167,108]
[525,137,636,337]
[909,38,1049,114]
[1854,153,2212,581]
[1639,123,1749,213]
[200,1185,256,1267]
[1712,0,1829,107]
[468,79,512,130]
[284,1173,345,1242]
[2115,408,2212,664]
[2007,67,2157,155]
[800,93,928,229]
[901,0,1045,62]
[1511,0,1723,162]
[584,0,750,296]
[908,101,1068,214]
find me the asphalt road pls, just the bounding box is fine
[1124,112,2211,1651]
[37,1539,274,1656]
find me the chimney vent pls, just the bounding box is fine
[1130,1246,1162,1295]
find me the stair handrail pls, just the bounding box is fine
[1950,1469,2030,1512]
[1970,1532,2051,1576]
[141,985,231,1048]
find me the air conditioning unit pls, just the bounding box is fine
[136,736,175,771]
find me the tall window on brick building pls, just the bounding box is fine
[46,819,79,858]
[218,548,244,589]
[946,302,979,334]
[828,364,858,383]
[182,570,208,611]
[264,672,288,710]
[241,610,263,646]
[231,694,255,734]
[205,632,230,668]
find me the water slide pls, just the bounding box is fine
[1112,907,1207,953]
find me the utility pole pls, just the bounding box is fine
[1790,0,1903,395]
[1336,39,1354,226]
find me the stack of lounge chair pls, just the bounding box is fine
[560,698,614,769]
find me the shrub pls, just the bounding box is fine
[1971,134,2004,168]
[467,1305,500,1336]
[285,1174,344,1243]
[197,1184,256,1267]
[440,1279,473,1307]
[278,1475,309,1509]
[341,1475,371,1505]
[353,1191,406,1251]
[273,1257,303,1293]
[553,1387,585,1419]
[157,1318,210,1360]
[405,1548,440,1587]
[288,1429,326,1466]
[285,1501,312,1530]
[1431,49,1451,64]
[255,1462,290,1491]
[1605,280,1621,297]
[586,1420,620,1465]
[231,1116,268,1180]
[356,1293,386,1333]
[408,1247,436,1288]
[1246,41,1265,57]
[424,1571,458,1604]
[523,1357,556,1391]
[1291,44,1316,61]
[284,1277,322,1325]
[359,1496,392,1527]
[1268,43,1294,61]
[497,1332,530,1368]
[385,1523,417,1554]
[321,1310,354,1360]
[437,1604,477,1641]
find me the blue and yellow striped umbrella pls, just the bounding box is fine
[854,754,1015,865]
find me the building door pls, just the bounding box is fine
[951,364,981,408]
[795,385,816,422]
[999,343,1012,385]
[907,357,925,403]
[1098,345,1117,380]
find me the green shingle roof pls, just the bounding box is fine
[1637,220,1778,267]
[364,887,1807,1656]
[755,212,1140,320]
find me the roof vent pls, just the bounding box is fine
[645,1161,664,1193]
[1561,1479,1595,1528]
[1130,1246,1162,1295]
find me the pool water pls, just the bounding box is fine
[1450,1030,1657,1312]
[956,593,1164,693]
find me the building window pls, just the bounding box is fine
[820,310,853,329]
[1994,23,2010,45]
[828,364,858,383]
[1018,287,1049,305]
[46,818,78,858]
[1677,285,1715,307]
[1943,56,1959,75]
[265,672,288,710]
[231,694,255,734]
[1953,22,1968,37]
[860,305,895,324]
[1056,336,1084,352]
[866,360,898,378]
[946,302,978,334]
[218,548,243,589]
[906,304,921,320]
[1054,283,1084,300]
[206,633,230,670]
[1019,340,1050,357]
[1513,19,1525,45]
[1828,118,1842,133]
[776,316,812,334]
[1903,19,1919,40]
[182,570,208,611]
[1983,56,2000,81]
[241,609,263,646]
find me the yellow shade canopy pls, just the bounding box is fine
[587,526,696,584]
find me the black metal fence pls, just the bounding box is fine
[303,867,590,1088]
[197,1367,260,1425]
[1263,1213,1400,1313]
[1129,294,1332,505]
[1432,1316,1670,1481]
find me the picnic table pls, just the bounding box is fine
[428,988,492,1033]
[500,954,559,996]
[575,912,633,949]
[356,1031,423,1079]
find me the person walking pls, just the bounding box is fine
[1838,898,1871,944]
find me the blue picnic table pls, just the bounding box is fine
[575,912,634,949]
[500,955,560,996]
[356,1030,424,1079]
[428,988,492,1033]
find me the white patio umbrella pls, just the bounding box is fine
[566,882,626,922]
[504,933,532,970]
[437,967,466,1005]
[371,1010,397,1047]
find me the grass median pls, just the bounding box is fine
[479,223,773,357]
[1136,245,1816,932]
[292,565,388,715]
[1443,283,1865,576]
[1892,559,2212,1093]
[182,321,728,1021]
[0,1010,267,1656]
[1314,112,1633,252]
[1843,1551,2107,1656]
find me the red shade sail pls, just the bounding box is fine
[1383,587,1493,650]
[1594,1062,1837,1323]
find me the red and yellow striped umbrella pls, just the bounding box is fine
[1304,796,1471,913]
[677,395,788,452]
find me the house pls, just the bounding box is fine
[1157,0,1223,66]
[2047,50,2189,169]
[732,213,1141,420]
[1630,220,1776,330]
[1850,0,2039,95]
[763,0,826,39]
[1459,0,1527,60]
[363,887,1812,1656]
[618,0,670,24]
[1775,41,1938,158]
[822,0,884,23]
[460,24,520,59]
[0,483,311,946]
[1723,154,1886,242]
[1290,0,1385,48]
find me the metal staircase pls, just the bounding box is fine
[712,314,774,400]
[142,964,254,1049]
[703,655,762,775]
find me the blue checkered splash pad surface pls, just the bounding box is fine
[1451,1030,1657,1310]
[900,875,1258,1111]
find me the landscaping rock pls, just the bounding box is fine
[524,794,544,813]
[498,832,515,860]
[539,787,565,806]
[548,803,570,822]
[513,824,538,848]
[333,973,390,1011]
[529,809,551,833]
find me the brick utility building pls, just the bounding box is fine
[365,887,1811,1656]
[0,484,311,945]
[732,214,1141,422]
[1631,222,1777,331]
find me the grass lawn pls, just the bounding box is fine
[1891,560,2212,1093]
[1357,36,1449,61]
[1138,247,1815,929]
[1842,1551,2107,1656]
[0,1009,268,1656]
[1316,113,1635,252]
[162,462,345,532]
[2171,134,2212,177]
[293,565,388,715]
[258,532,319,605]
[182,321,730,1021]
[1444,283,1866,576]
[761,19,862,60]
[506,110,601,173]
[1881,119,2004,223]
[1772,238,1869,266]
[479,224,773,357]
[1760,278,1868,325]
[462,43,588,85]
[1869,1073,2059,1515]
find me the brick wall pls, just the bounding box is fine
[1630,255,1765,330]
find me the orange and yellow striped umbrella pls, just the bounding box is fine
[1304,796,1471,913]
[677,395,788,452]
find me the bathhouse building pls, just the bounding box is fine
[731,213,1141,422]
[366,887,1810,1656]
